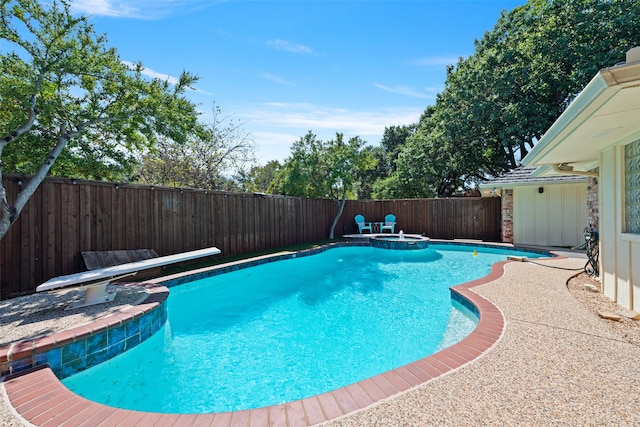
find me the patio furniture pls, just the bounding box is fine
[380,214,396,233]
[354,214,373,234]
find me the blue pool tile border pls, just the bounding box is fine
[429,240,554,257]
[0,287,169,379]
[158,240,553,290]
[158,241,371,288]
[451,289,480,318]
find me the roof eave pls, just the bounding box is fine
[522,60,640,175]
[478,177,587,190]
[521,73,612,168]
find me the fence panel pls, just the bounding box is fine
[1,176,500,298]
[339,197,501,241]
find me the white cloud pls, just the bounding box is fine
[268,39,313,54]
[253,102,421,136]
[122,60,213,95]
[240,102,423,162]
[373,83,436,99]
[251,131,300,162]
[258,72,295,86]
[70,0,214,19]
[71,0,137,17]
[122,61,180,85]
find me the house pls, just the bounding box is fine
[522,47,640,312]
[479,167,592,248]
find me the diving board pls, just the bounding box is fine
[36,247,221,309]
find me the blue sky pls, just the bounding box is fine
[71,0,525,164]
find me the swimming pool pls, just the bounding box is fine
[62,243,546,414]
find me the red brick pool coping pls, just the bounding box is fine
[2,255,533,426]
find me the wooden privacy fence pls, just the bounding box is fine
[342,198,501,241]
[1,175,501,298]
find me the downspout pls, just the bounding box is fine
[552,164,599,177]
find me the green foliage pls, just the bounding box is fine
[378,124,416,176]
[352,145,385,199]
[271,131,376,199]
[269,132,326,198]
[2,127,140,180]
[239,160,282,193]
[371,174,407,200]
[357,124,415,199]
[0,0,201,238]
[387,0,640,198]
[271,131,376,237]
[136,104,256,191]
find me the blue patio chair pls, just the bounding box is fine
[380,214,396,233]
[354,214,373,234]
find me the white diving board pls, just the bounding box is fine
[36,247,221,309]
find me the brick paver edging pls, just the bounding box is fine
[0,284,169,379]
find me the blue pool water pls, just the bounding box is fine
[62,244,546,413]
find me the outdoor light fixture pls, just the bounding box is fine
[557,163,574,172]
[538,187,544,193]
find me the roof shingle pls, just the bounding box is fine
[482,166,587,186]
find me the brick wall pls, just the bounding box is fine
[501,189,513,243]
[587,175,599,231]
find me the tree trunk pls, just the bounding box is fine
[505,143,517,169]
[0,133,71,240]
[328,190,347,239]
[519,140,529,162]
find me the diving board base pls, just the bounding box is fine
[64,272,138,310]
[66,282,116,310]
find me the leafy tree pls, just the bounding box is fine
[0,0,201,239]
[137,104,256,191]
[269,132,327,199]
[374,117,471,199]
[271,131,376,238]
[356,124,415,199]
[461,0,640,169]
[239,160,282,193]
[391,0,640,198]
[352,145,385,199]
[2,126,142,181]
[378,124,416,176]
